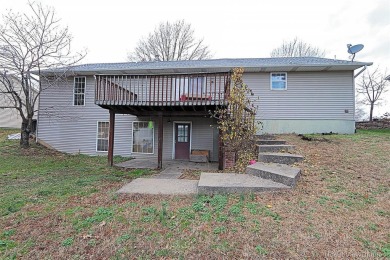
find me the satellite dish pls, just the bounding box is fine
[347,44,364,61]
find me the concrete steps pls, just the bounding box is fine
[257,144,295,153]
[258,152,304,165]
[256,139,287,145]
[196,137,304,194]
[246,162,300,187]
[198,172,290,195]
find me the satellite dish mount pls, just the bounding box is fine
[347,44,364,62]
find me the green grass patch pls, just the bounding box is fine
[255,245,268,255]
[61,237,74,247]
[0,133,151,217]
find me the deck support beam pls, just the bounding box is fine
[108,110,115,166]
[218,128,223,170]
[157,113,163,169]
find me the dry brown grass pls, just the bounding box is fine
[1,129,389,259]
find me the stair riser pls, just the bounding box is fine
[257,145,294,153]
[258,154,304,165]
[256,140,286,145]
[198,186,290,195]
[246,168,300,187]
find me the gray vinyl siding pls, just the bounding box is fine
[38,70,354,158]
[243,71,355,120]
[37,76,134,156]
[38,76,217,159]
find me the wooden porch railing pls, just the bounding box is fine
[95,72,231,107]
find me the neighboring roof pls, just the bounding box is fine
[41,57,373,75]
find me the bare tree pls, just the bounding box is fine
[270,37,326,58]
[356,67,389,121]
[0,2,85,148]
[128,20,212,61]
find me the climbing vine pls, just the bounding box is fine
[213,68,260,173]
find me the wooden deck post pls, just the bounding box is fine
[108,110,115,166]
[157,113,163,169]
[218,128,224,170]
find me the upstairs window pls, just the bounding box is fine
[96,121,109,152]
[74,77,86,105]
[270,73,287,90]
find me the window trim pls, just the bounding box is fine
[96,121,109,152]
[132,121,155,154]
[270,72,287,91]
[73,76,86,106]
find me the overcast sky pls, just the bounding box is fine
[1,0,389,116]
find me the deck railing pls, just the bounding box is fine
[95,72,230,106]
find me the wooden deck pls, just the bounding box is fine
[95,72,231,111]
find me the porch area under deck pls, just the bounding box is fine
[96,72,231,170]
[115,158,218,179]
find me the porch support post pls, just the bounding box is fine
[218,128,224,170]
[157,112,163,169]
[108,110,115,166]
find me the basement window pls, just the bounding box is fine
[96,121,109,152]
[270,73,287,90]
[132,121,154,154]
[73,77,86,105]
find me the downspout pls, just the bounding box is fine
[354,65,367,78]
[35,76,41,143]
[353,65,367,133]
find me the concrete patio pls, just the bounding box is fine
[116,135,302,195]
[116,158,218,179]
[115,159,218,195]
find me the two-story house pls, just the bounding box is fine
[36,57,371,168]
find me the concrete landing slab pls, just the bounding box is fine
[198,172,290,195]
[246,162,301,187]
[117,178,198,195]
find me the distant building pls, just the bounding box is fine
[0,78,38,130]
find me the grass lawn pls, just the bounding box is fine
[0,128,389,259]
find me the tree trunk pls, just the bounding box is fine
[369,102,374,122]
[20,119,31,148]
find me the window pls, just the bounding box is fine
[97,121,109,152]
[270,73,287,90]
[132,121,154,154]
[74,77,86,105]
[177,124,189,142]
